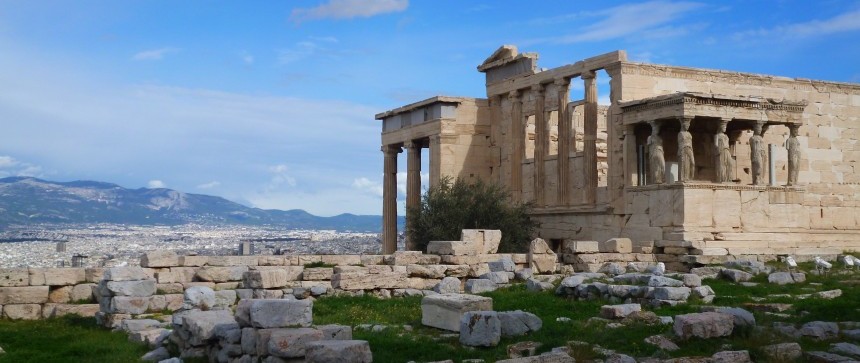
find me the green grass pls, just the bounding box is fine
[0,315,150,363]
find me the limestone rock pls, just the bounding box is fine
[648,276,684,287]
[250,299,313,328]
[183,286,216,310]
[498,310,542,337]
[181,309,238,344]
[488,258,515,273]
[816,289,843,300]
[140,251,179,268]
[104,267,149,282]
[0,268,29,287]
[515,268,533,281]
[317,324,352,340]
[480,271,510,284]
[195,266,248,283]
[244,270,289,289]
[651,287,691,301]
[768,272,806,285]
[460,311,501,347]
[421,293,493,331]
[0,286,49,304]
[831,342,860,359]
[800,321,840,340]
[721,269,753,282]
[305,340,373,363]
[465,279,497,294]
[673,312,734,340]
[141,347,170,362]
[495,351,575,362]
[267,328,324,358]
[3,304,41,320]
[600,304,641,319]
[427,241,476,256]
[644,335,679,351]
[111,296,150,314]
[43,268,86,286]
[805,351,855,362]
[600,238,632,253]
[331,272,409,290]
[525,278,554,292]
[528,238,557,273]
[711,350,752,363]
[702,307,756,328]
[762,342,803,361]
[433,277,461,294]
[104,280,156,297]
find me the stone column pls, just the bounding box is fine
[429,135,441,189]
[382,144,402,254]
[786,124,801,186]
[509,90,523,201]
[404,140,421,251]
[555,78,571,206]
[533,84,547,207]
[582,71,598,205]
[749,121,766,185]
[647,121,665,184]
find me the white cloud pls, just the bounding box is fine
[289,0,408,25]
[196,181,221,189]
[734,9,860,40]
[240,52,254,65]
[0,156,18,168]
[267,164,297,189]
[147,180,166,188]
[352,177,383,197]
[529,1,702,44]
[133,47,180,61]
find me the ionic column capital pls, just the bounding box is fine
[554,77,570,88]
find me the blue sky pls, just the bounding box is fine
[0,0,858,216]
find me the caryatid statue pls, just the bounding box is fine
[714,120,734,183]
[647,121,665,184]
[677,117,695,182]
[749,122,767,185]
[786,124,801,186]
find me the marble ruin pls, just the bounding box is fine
[377,45,860,261]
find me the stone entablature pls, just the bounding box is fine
[620,92,807,126]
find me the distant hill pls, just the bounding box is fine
[0,177,400,232]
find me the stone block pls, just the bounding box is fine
[28,268,45,286]
[331,272,409,290]
[320,254,362,266]
[600,304,642,319]
[41,303,100,318]
[244,270,289,289]
[85,268,105,283]
[49,286,73,303]
[673,312,734,340]
[317,324,352,340]
[427,241,476,256]
[434,277,461,294]
[183,285,216,310]
[3,304,41,320]
[214,290,237,308]
[180,255,209,266]
[407,264,445,279]
[104,280,156,297]
[182,309,239,345]
[129,328,171,349]
[303,268,334,281]
[43,268,86,286]
[563,241,600,254]
[651,287,691,301]
[488,258,515,273]
[0,268,29,287]
[104,267,149,282]
[305,340,373,363]
[267,328,324,358]
[600,238,633,253]
[465,279,497,294]
[110,296,150,314]
[528,238,557,273]
[155,283,183,294]
[0,286,49,304]
[459,311,501,347]
[482,230,502,254]
[721,269,753,282]
[498,310,542,337]
[121,318,161,333]
[421,293,493,331]
[195,266,248,282]
[250,299,313,328]
[762,342,802,361]
[140,250,179,268]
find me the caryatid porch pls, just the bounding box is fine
[619,92,807,187]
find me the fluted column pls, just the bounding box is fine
[582,71,598,205]
[509,90,523,201]
[533,84,547,207]
[382,144,402,254]
[555,78,571,206]
[404,140,421,251]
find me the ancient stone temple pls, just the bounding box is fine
[376,45,860,260]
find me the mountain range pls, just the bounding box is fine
[0,177,399,232]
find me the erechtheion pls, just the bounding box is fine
[376,45,860,263]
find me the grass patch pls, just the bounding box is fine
[0,315,149,363]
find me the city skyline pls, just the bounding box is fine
[1,0,859,216]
